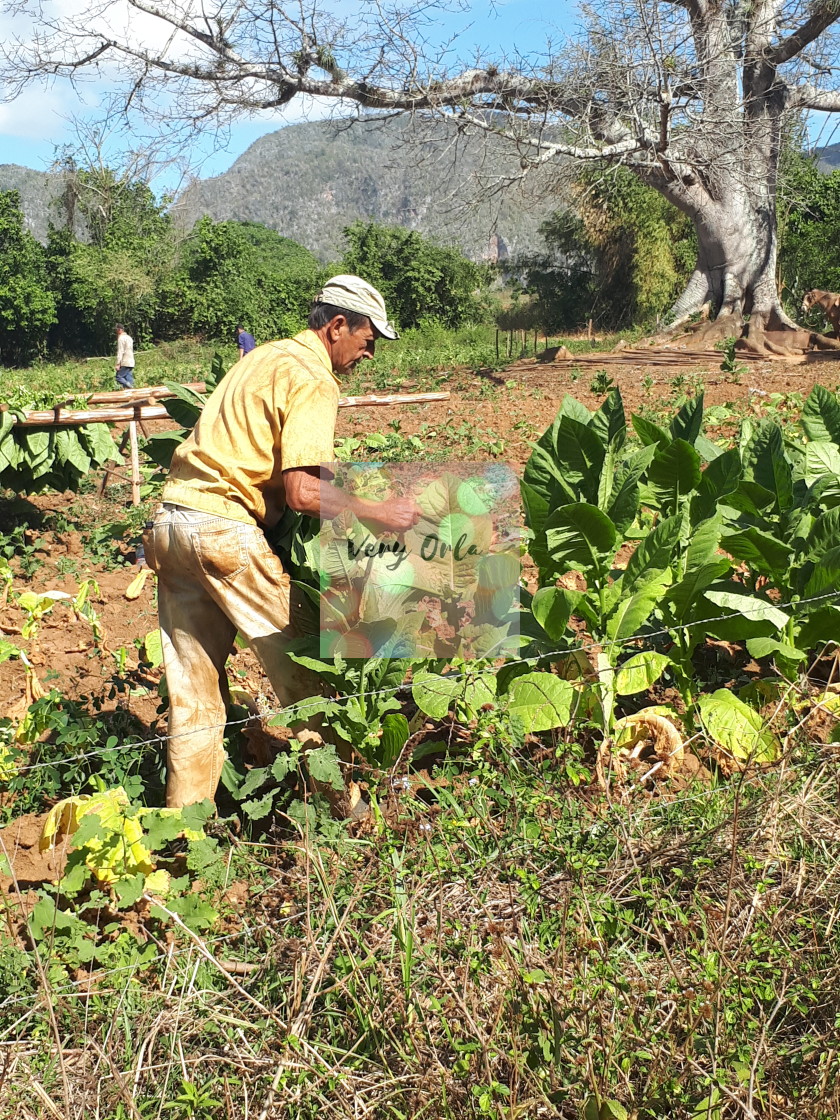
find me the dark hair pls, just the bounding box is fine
[236,324,244,331]
[308,302,371,332]
[115,323,124,331]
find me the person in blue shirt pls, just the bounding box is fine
[236,325,256,359]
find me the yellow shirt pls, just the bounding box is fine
[162,330,340,527]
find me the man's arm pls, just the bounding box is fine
[284,467,420,532]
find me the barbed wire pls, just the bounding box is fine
[10,585,840,777]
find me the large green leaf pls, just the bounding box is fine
[411,670,462,720]
[723,480,776,518]
[803,545,840,597]
[720,527,792,582]
[606,579,665,641]
[0,411,17,472]
[604,444,657,534]
[380,713,410,768]
[551,416,606,500]
[545,503,617,576]
[804,441,840,484]
[704,587,789,630]
[669,393,704,446]
[162,381,206,429]
[741,421,793,512]
[55,428,92,474]
[807,506,840,560]
[685,513,724,572]
[615,650,670,696]
[143,430,188,469]
[622,513,682,592]
[632,414,670,450]
[558,395,593,425]
[801,384,840,445]
[588,389,626,449]
[523,445,577,506]
[746,636,805,663]
[17,428,53,479]
[531,586,580,641]
[696,689,779,762]
[667,560,731,621]
[646,439,702,513]
[79,423,121,466]
[693,448,742,519]
[504,672,574,732]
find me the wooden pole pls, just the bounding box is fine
[11,390,451,427]
[99,430,130,496]
[128,419,141,506]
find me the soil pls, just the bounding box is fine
[0,811,68,892]
[338,348,840,465]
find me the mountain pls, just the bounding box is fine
[816,142,840,173]
[0,164,70,242]
[171,116,559,262]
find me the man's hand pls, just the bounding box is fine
[284,467,421,530]
[365,497,422,533]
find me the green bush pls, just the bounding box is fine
[338,221,490,330]
[45,167,175,352]
[516,167,696,332]
[0,191,56,365]
[778,150,840,314]
[161,217,322,343]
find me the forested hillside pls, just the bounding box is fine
[160,116,556,262]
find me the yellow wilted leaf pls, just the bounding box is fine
[40,787,156,884]
[125,568,152,600]
[155,807,204,842]
[143,869,171,895]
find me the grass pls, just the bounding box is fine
[2,724,840,1118]
[0,321,647,404]
[0,339,231,402]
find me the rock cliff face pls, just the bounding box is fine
[170,116,557,261]
[0,164,70,242]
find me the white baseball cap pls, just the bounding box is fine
[315,274,399,339]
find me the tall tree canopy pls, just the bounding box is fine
[3,1,840,350]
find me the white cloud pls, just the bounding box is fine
[0,84,73,141]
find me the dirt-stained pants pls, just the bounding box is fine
[143,504,324,808]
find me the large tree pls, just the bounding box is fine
[4,0,840,350]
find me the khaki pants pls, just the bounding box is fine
[143,505,324,808]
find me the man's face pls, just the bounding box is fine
[329,318,376,376]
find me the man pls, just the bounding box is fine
[236,324,256,359]
[115,324,135,389]
[143,276,419,808]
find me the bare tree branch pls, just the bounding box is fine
[767,2,840,67]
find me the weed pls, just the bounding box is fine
[589,369,616,394]
[718,336,748,383]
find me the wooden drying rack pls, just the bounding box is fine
[5,383,450,505]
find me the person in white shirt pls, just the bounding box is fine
[115,325,135,389]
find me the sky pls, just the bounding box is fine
[0,0,578,189]
[1,0,837,192]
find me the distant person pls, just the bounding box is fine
[115,325,135,389]
[236,325,256,359]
